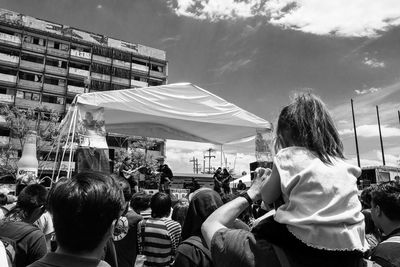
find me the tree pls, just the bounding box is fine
[0,104,60,174]
[113,136,162,174]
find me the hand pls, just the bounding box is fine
[247,167,272,202]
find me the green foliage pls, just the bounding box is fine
[0,103,61,174]
[113,136,161,174]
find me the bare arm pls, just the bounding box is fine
[260,164,281,205]
[202,168,273,249]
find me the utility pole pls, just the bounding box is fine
[351,99,361,167]
[189,157,196,173]
[189,157,201,174]
[376,105,385,165]
[204,148,215,174]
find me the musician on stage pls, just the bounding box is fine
[158,164,173,193]
[119,157,139,193]
[221,168,232,194]
[213,167,223,194]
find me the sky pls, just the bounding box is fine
[1,0,400,175]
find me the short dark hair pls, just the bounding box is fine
[17,184,47,216]
[275,92,344,164]
[360,185,376,209]
[115,176,132,203]
[48,172,124,252]
[370,181,400,221]
[130,192,151,213]
[151,192,171,218]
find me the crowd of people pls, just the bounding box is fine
[0,92,399,267]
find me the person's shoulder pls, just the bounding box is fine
[371,236,400,266]
[165,218,181,228]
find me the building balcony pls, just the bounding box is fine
[43,83,66,94]
[91,72,111,82]
[0,94,14,104]
[67,85,86,95]
[19,60,44,72]
[15,98,41,109]
[17,79,42,91]
[112,77,129,86]
[22,43,46,53]
[131,63,149,73]
[92,54,112,65]
[131,79,147,88]
[70,49,91,61]
[0,73,17,85]
[45,65,68,76]
[149,70,166,79]
[0,52,19,67]
[68,67,90,78]
[0,33,21,47]
[47,48,69,58]
[113,59,130,69]
[41,102,65,112]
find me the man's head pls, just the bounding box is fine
[151,192,171,218]
[16,184,47,223]
[395,175,400,184]
[48,172,124,253]
[370,181,400,233]
[130,192,151,213]
[239,180,243,184]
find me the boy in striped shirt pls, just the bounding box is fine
[138,192,181,267]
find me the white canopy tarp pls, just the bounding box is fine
[63,83,272,145]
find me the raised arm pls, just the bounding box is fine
[202,168,277,249]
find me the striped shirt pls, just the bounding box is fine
[138,218,181,267]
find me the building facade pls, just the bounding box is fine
[0,8,167,175]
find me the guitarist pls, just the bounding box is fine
[119,157,139,193]
[213,167,223,194]
[221,168,232,195]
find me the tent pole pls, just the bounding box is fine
[220,145,223,167]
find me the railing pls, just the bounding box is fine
[0,52,19,65]
[113,59,130,69]
[0,73,17,84]
[149,70,166,79]
[15,98,41,109]
[131,63,149,73]
[68,67,90,77]
[92,54,112,64]
[0,94,14,104]
[0,32,21,46]
[22,43,46,53]
[70,49,91,60]
[43,83,66,94]
[112,76,129,86]
[17,79,42,90]
[91,72,111,82]
[131,79,147,87]
[67,85,85,94]
[45,65,68,76]
[47,48,69,58]
[19,60,44,72]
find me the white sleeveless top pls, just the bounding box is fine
[273,147,369,251]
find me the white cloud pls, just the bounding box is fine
[167,0,400,37]
[339,124,400,138]
[214,58,252,76]
[363,57,385,68]
[355,87,381,95]
[97,4,103,9]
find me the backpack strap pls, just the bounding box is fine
[182,236,212,262]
